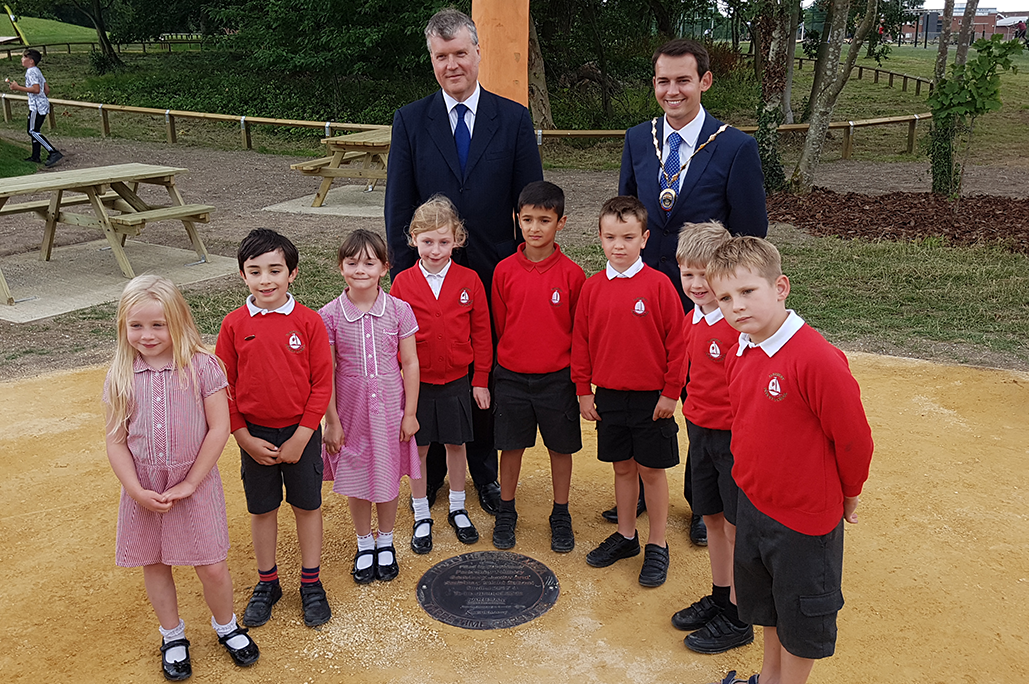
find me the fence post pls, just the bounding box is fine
[888,72,895,87]
[98,104,110,137]
[907,114,919,154]
[42,45,47,56]
[165,110,176,144]
[47,109,55,130]
[858,66,863,79]
[66,43,71,54]
[798,58,803,69]
[902,76,909,91]
[1,94,10,123]
[916,79,922,96]
[842,122,854,159]
[874,69,880,83]
[240,116,252,149]
[141,42,146,54]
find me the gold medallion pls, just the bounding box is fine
[659,188,677,210]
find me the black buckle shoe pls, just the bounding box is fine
[672,595,724,631]
[684,612,754,654]
[352,549,376,584]
[448,509,480,544]
[411,518,434,554]
[375,545,399,582]
[586,531,640,567]
[492,508,517,549]
[160,638,191,681]
[690,513,708,546]
[638,543,670,587]
[476,481,501,516]
[242,580,282,627]
[601,496,646,523]
[218,626,260,666]
[300,580,332,626]
[549,510,574,553]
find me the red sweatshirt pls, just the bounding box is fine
[681,307,736,430]
[389,262,492,387]
[571,264,685,399]
[492,243,586,374]
[725,317,874,536]
[215,300,333,434]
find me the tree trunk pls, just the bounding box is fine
[71,0,123,62]
[585,3,612,118]
[649,0,675,38]
[527,15,554,130]
[751,19,765,81]
[954,0,980,67]
[934,0,956,83]
[791,0,880,193]
[782,0,800,124]
[802,0,835,122]
[757,0,791,192]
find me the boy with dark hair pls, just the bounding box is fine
[7,49,62,166]
[490,180,586,553]
[706,236,873,684]
[215,229,334,630]
[573,196,685,587]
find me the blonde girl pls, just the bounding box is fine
[104,275,258,681]
[388,195,492,551]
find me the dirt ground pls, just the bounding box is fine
[1,354,1028,683]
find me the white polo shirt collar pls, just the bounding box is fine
[735,310,804,357]
[605,257,645,280]
[246,292,295,317]
[419,259,452,299]
[692,303,725,325]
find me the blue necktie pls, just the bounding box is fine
[454,103,470,177]
[661,131,682,196]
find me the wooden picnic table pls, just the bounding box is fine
[290,128,391,207]
[0,163,213,305]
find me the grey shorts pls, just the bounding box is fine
[240,422,323,515]
[494,365,582,454]
[686,420,738,524]
[734,491,845,659]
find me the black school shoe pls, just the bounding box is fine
[492,507,517,549]
[476,480,501,516]
[44,151,63,167]
[160,638,191,681]
[375,545,399,582]
[300,580,332,627]
[352,549,376,584]
[684,612,755,654]
[411,518,434,554]
[218,626,260,666]
[638,543,670,587]
[672,595,724,631]
[448,509,480,544]
[690,513,708,546]
[549,510,575,553]
[601,496,646,523]
[242,580,282,627]
[586,531,640,567]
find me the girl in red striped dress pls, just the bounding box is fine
[103,275,259,681]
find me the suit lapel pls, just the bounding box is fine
[464,90,498,180]
[675,114,721,213]
[648,117,670,229]
[426,91,464,181]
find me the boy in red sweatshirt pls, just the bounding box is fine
[706,236,873,684]
[216,229,333,630]
[573,196,685,588]
[490,181,586,553]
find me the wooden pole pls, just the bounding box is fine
[472,0,530,107]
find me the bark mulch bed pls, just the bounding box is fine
[767,189,1029,255]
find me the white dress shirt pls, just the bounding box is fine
[657,106,707,192]
[442,83,481,138]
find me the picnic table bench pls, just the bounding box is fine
[0,163,213,305]
[290,127,391,207]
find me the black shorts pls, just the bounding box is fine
[416,375,474,447]
[734,491,845,660]
[594,388,679,470]
[494,365,582,454]
[686,420,738,524]
[240,422,324,515]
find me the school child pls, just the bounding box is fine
[320,229,421,583]
[669,222,753,654]
[572,195,685,587]
[389,195,492,551]
[103,275,258,681]
[6,49,62,166]
[489,180,586,552]
[215,229,333,629]
[705,236,873,684]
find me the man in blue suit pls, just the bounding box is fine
[612,38,768,547]
[385,8,543,520]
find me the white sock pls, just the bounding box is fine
[159,619,187,663]
[413,497,432,537]
[356,533,375,570]
[376,530,395,565]
[211,614,249,650]
[449,490,471,527]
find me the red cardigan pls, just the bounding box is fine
[492,243,586,374]
[571,264,685,399]
[389,262,492,387]
[215,302,333,434]
[681,310,736,430]
[725,323,874,535]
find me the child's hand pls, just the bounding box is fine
[579,394,600,422]
[400,414,419,442]
[652,395,677,421]
[472,386,490,410]
[323,421,344,455]
[161,480,197,504]
[843,496,860,523]
[243,437,281,466]
[134,489,173,513]
[276,436,305,464]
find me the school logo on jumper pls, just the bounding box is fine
[459,289,471,306]
[287,331,304,353]
[550,288,563,306]
[707,338,723,361]
[765,372,787,401]
[632,297,648,317]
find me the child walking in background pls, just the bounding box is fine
[7,49,62,167]
[389,195,492,551]
[103,275,258,682]
[321,230,421,584]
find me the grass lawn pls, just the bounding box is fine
[0,136,37,177]
[13,16,97,46]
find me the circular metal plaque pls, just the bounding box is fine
[417,551,560,630]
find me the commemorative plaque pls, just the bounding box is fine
[417,551,559,630]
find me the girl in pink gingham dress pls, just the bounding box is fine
[103,275,258,679]
[321,230,421,584]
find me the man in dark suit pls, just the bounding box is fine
[614,38,768,544]
[385,8,543,517]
